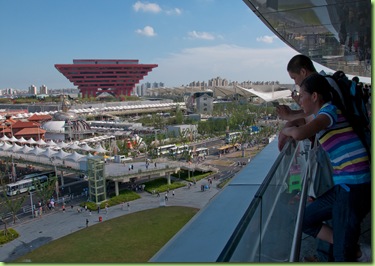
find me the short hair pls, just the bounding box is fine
[352,76,360,83]
[287,54,317,74]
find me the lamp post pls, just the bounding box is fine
[50,157,59,202]
[29,191,35,218]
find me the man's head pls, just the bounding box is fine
[287,54,317,86]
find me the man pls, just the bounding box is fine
[277,54,344,150]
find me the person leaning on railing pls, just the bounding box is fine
[280,74,371,262]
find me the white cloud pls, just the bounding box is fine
[188,31,215,40]
[165,8,182,15]
[133,1,181,15]
[256,35,277,44]
[135,26,157,37]
[133,1,161,13]
[147,45,301,87]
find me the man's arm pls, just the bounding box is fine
[276,105,307,121]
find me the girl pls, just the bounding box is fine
[281,74,371,261]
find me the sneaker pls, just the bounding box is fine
[357,243,371,262]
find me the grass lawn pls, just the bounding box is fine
[15,206,199,263]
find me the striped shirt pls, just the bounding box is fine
[316,103,371,185]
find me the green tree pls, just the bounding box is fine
[33,174,58,213]
[0,179,26,226]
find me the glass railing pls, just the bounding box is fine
[151,138,310,262]
[217,139,308,262]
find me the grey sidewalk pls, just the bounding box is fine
[0,177,221,262]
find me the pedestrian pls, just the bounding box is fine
[154,162,157,168]
[131,164,134,170]
[121,202,125,210]
[172,190,175,197]
[156,191,160,197]
[165,193,168,201]
[86,218,89,228]
[62,204,65,213]
[127,202,130,211]
[84,204,88,211]
[97,206,100,214]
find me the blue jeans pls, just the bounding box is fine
[302,182,371,261]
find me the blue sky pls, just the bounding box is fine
[0,0,364,90]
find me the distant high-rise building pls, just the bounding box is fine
[28,85,37,95]
[5,88,13,95]
[40,84,48,94]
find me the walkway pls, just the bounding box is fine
[0,177,221,262]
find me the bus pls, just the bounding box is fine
[21,170,55,180]
[192,147,209,157]
[154,144,177,156]
[170,145,191,156]
[6,171,56,196]
[225,132,242,144]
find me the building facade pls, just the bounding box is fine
[55,59,158,99]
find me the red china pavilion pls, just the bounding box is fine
[55,59,158,98]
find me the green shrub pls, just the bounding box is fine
[0,228,19,244]
[172,170,212,182]
[143,178,185,193]
[80,190,141,210]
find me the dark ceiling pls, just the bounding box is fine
[243,0,371,77]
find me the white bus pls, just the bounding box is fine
[155,144,177,156]
[21,171,55,180]
[193,147,209,157]
[6,172,54,196]
[170,145,191,156]
[225,132,242,144]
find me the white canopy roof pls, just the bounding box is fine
[67,142,81,150]
[57,141,70,148]
[93,144,108,154]
[8,136,19,142]
[65,151,86,162]
[79,143,94,152]
[54,149,71,159]
[26,138,37,145]
[30,146,46,156]
[11,143,23,152]
[46,140,58,147]
[19,145,34,154]
[0,135,9,142]
[0,142,13,151]
[17,137,28,143]
[36,139,47,146]
[40,147,58,158]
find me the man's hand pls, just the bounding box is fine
[276,105,292,120]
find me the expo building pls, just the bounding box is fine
[55,59,158,99]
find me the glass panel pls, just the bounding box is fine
[227,140,307,262]
[243,0,371,77]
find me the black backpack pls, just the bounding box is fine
[326,71,371,158]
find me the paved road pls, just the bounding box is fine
[0,176,222,262]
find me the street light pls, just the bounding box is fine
[29,191,35,218]
[50,157,59,202]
